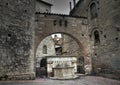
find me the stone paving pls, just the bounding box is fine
[0,76,120,85]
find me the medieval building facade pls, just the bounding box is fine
[70,0,120,78]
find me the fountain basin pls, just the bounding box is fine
[47,56,78,79]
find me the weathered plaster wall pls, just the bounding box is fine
[0,0,35,80]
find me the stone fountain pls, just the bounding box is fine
[47,56,78,79]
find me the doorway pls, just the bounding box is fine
[36,57,47,78]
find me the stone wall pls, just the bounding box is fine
[35,13,92,75]
[91,0,120,78]
[70,0,120,79]
[62,34,81,56]
[36,36,56,67]
[36,0,51,13]
[0,0,35,80]
[62,34,85,73]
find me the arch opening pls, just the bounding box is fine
[35,33,85,78]
[43,45,47,54]
[94,30,100,45]
[90,3,98,19]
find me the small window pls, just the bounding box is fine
[64,20,68,27]
[94,30,100,45]
[43,45,47,54]
[59,20,62,26]
[90,3,98,19]
[53,20,57,26]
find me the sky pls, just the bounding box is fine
[43,0,79,14]
[51,33,62,38]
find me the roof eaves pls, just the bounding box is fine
[35,12,87,19]
[37,0,53,6]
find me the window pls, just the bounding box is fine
[59,19,62,26]
[43,45,47,54]
[90,3,98,19]
[53,20,57,26]
[94,30,100,45]
[64,20,68,27]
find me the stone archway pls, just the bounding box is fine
[35,32,84,57]
[35,32,83,77]
[35,13,92,75]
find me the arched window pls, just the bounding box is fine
[43,45,47,54]
[94,30,100,45]
[90,3,98,19]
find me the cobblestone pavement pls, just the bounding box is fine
[0,76,120,85]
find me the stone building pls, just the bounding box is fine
[62,35,81,56]
[70,0,120,78]
[0,0,120,80]
[36,0,52,13]
[62,34,85,73]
